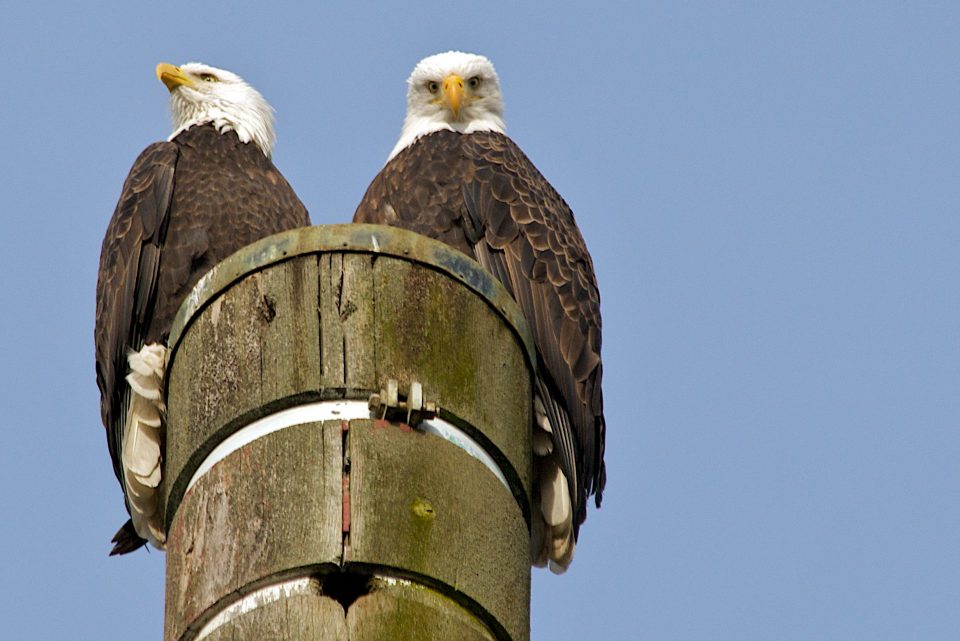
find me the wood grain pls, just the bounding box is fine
[162,227,534,640]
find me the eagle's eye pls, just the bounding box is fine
[199,73,218,83]
[468,76,481,89]
[426,81,439,94]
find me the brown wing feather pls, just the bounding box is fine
[96,125,310,553]
[95,141,178,486]
[354,129,605,531]
[463,132,605,525]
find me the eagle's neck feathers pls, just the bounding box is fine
[387,113,505,162]
[168,87,276,158]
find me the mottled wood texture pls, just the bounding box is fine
[347,420,529,641]
[164,250,532,527]
[164,421,342,641]
[318,252,376,391]
[162,228,533,640]
[162,256,322,527]
[203,581,347,641]
[368,256,532,501]
[349,584,497,641]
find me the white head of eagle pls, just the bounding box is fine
[389,51,507,161]
[158,62,276,157]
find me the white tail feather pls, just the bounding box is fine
[131,393,162,425]
[532,429,553,455]
[534,396,552,433]
[126,371,164,400]
[138,347,166,370]
[123,407,162,481]
[531,390,576,572]
[121,343,168,549]
[136,411,162,429]
[127,356,155,377]
[124,472,158,509]
[540,460,572,527]
[548,533,574,574]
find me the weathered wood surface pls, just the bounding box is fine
[162,257,323,526]
[163,229,533,529]
[347,419,529,641]
[369,256,533,501]
[161,225,534,641]
[203,581,348,641]
[199,581,498,641]
[164,421,343,641]
[349,583,497,641]
[319,252,377,391]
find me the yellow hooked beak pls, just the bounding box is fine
[156,63,193,92]
[442,73,465,119]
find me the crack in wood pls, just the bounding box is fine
[338,299,357,321]
[258,294,276,323]
[336,256,345,314]
[342,335,348,391]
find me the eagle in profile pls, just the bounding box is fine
[95,62,310,555]
[354,51,605,572]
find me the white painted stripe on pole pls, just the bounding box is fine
[195,577,316,640]
[376,575,414,588]
[420,418,510,490]
[186,400,510,496]
[194,573,431,639]
[187,400,370,491]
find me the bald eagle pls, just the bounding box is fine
[95,62,310,555]
[353,51,605,572]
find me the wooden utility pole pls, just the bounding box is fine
[157,224,535,641]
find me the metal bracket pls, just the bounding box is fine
[368,379,438,426]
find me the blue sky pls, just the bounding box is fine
[1,2,958,639]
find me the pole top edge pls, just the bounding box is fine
[167,223,535,368]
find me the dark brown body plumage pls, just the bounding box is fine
[95,124,310,553]
[354,129,605,532]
